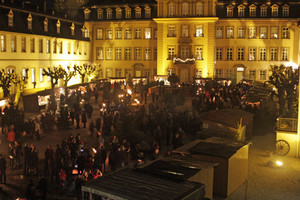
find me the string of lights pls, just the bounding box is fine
[173,57,196,63]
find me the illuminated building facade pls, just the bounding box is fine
[83,0,300,83]
[0,3,90,97]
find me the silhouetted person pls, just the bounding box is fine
[0,154,7,184]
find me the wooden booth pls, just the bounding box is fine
[81,168,206,200]
[173,137,250,198]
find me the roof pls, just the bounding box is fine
[141,157,218,180]
[202,109,254,128]
[81,168,205,200]
[84,0,157,7]
[0,4,88,41]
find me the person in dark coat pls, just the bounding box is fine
[0,154,7,184]
[26,179,36,200]
[81,111,87,128]
[23,143,30,176]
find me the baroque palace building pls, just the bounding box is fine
[83,0,300,83]
[0,0,300,98]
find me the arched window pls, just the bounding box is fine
[182,2,189,16]
[168,3,176,17]
[27,13,32,30]
[196,2,203,16]
[8,9,14,27]
[116,7,122,19]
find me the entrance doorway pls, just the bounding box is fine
[180,69,189,84]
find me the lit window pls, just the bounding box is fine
[238,5,245,17]
[168,25,176,37]
[107,8,112,19]
[271,27,279,39]
[0,35,6,52]
[106,68,112,78]
[215,69,222,78]
[116,8,122,19]
[115,69,122,77]
[56,20,61,34]
[22,69,27,81]
[71,23,75,36]
[27,14,32,30]
[106,29,112,39]
[44,18,48,32]
[125,28,131,39]
[11,35,16,52]
[270,48,278,61]
[135,28,141,39]
[115,28,122,39]
[182,2,189,16]
[145,28,151,39]
[135,7,141,18]
[216,27,223,39]
[227,5,233,17]
[249,70,256,80]
[125,48,132,60]
[135,48,141,60]
[46,39,50,53]
[196,3,203,16]
[282,27,289,39]
[281,48,288,61]
[39,39,43,53]
[249,27,256,38]
[260,27,267,39]
[39,68,43,82]
[282,5,289,17]
[226,48,233,60]
[181,25,189,38]
[31,68,35,83]
[125,8,131,19]
[249,5,256,17]
[195,47,203,60]
[226,27,234,38]
[168,47,175,60]
[8,9,13,27]
[84,9,91,20]
[216,48,222,60]
[145,6,151,18]
[271,5,279,17]
[106,48,113,60]
[97,9,103,19]
[195,26,203,37]
[249,48,256,61]
[115,48,122,60]
[21,37,26,52]
[181,46,189,59]
[259,48,266,61]
[259,70,266,80]
[238,27,245,38]
[96,29,103,40]
[169,3,176,17]
[96,47,103,60]
[195,69,202,78]
[30,38,34,53]
[260,5,267,17]
[237,48,244,60]
[145,48,151,60]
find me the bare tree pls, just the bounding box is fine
[61,66,76,95]
[74,64,97,83]
[0,69,18,97]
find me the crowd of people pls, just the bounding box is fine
[0,78,255,199]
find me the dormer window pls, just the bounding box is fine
[249,5,256,17]
[182,2,189,16]
[125,7,131,19]
[271,4,279,17]
[196,2,203,16]
[238,5,245,17]
[8,9,14,27]
[226,5,234,17]
[82,26,89,38]
[97,9,103,19]
[107,8,112,19]
[282,4,289,17]
[71,23,75,36]
[135,7,141,18]
[145,6,151,18]
[260,5,268,17]
[56,20,61,34]
[84,8,91,20]
[168,3,176,17]
[27,14,32,30]
[44,17,48,32]
[116,7,122,19]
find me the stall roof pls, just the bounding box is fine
[202,109,254,128]
[141,158,218,180]
[81,168,205,200]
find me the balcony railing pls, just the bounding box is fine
[178,37,193,43]
[276,117,297,132]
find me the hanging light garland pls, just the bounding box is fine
[173,57,196,63]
